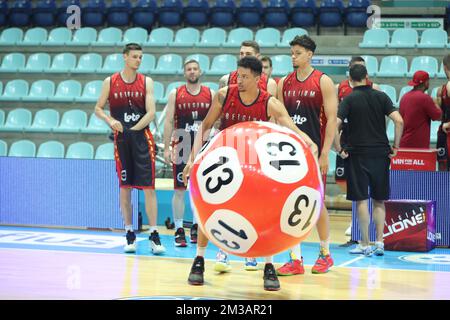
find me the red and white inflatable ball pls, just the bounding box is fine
[188,121,323,257]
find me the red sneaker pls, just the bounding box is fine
[276,258,305,276]
[311,252,334,274]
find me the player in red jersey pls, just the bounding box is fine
[437,54,450,171]
[218,40,278,96]
[182,56,317,291]
[95,43,165,255]
[276,35,338,275]
[261,55,281,84]
[163,59,214,247]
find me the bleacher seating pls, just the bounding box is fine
[36,141,65,158]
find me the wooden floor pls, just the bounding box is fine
[1,215,450,300]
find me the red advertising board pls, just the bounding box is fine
[390,148,437,171]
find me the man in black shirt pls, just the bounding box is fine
[335,64,403,257]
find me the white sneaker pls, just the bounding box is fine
[244,258,258,271]
[374,242,384,256]
[124,231,137,253]
[345,224,352,236]
[350,244,372,256]
[214,250,232,273]
[149,231,166,255]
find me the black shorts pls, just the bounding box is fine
[114,128,156,189]
[172,139,190,190]
[345,154,390,201]
[335,155,346,181]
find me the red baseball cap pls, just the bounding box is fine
[408,70,430,87]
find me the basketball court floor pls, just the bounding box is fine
[1,214,449,300]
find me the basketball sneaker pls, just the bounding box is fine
[190,223,198,244]
[374,242,384,256]
[149,230,166,255]
[214,249,232,273]
[263,263,280,291]
[276,258,305,276]
[174,227,187,247]
[244,258,258,271]
[124,230,136,253]
[350,244,372,256]
[311,249,334,274]
[188,256,204,286]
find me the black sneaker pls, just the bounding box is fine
[190,223,198,243]
[149,230,166,254]
[263,263,280,291]
[124,231,136,253]
[174,227,187,247]
[188,256,204,285]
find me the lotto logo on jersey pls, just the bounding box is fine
[124,112,141,123]
[291,115,307,125]
[185,122,200,133]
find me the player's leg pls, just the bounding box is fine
[263,256,280,291]
[142,188,165,254]
[120,187,136,253]
[173,189,188,247]
[372,200,385,256]
[188,227,209,285]
[311,203,334,274]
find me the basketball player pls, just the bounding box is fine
[276,35,338,275]
[437,54,450,171]
[95,43,165,255]
[182,56,318,291]
[163,59,214,247]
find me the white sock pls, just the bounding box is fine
[264,256,273,264]
[174,219,183,229]
[290,246,302,260]
[197,246,206,257]
[320,239,330,255]
[125,225,133,233]
[192,213,197,225]
[149,226,158,233]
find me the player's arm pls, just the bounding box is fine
[436,86,443,115]
[388,110,404,157]
[267,78,277,96]
[267,97,318,158]
[182,87,228,185]
[219,74,229,89]
[163,89,177,164]
[318,75,338,175]
[131,76,156,131]
[95,77,123,133]
[276,76,286,103]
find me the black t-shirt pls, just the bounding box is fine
[338,85,396,155]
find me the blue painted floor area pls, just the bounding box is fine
[1,225,450,273]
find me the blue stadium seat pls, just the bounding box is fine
[98,54,125,73]
[76,80,103,102]
[0,108,4,126]
[291,0,317,28]
[407,56,438,78]
[49,80,82,102]
[1,108,32,132]
[42,27,72,46]
[386,119,395,142]
[159,81,184,104]
[398,86,413,105]
[279,27,308,47]
[0,79,29,101]
[158,0,183,27]
[67,27,97,46]
[94,27,123,46]
[0,28,24,46]
[430,120,440,144]
[121,27,148,46]
[379,84,397,107]
[319,0,344,28]
[360,55,378,77]
[132,0,157,29]
[72,53,102,73]
[8,0,32,27]
[438,63,446,79]
[81,113,111,134]
[21,27,48,46]
[207,54,237,75]
[210,0,235,27]
[184,0,209,27]
[237,0,263,27]
[271,55,293,77]
[82,0,106,27]
[37,141,65,158]
[153,81,165,103]
[264,0,290,27]
[171,28,201,47]
[197,27,226,47]
[48,53,77,73]
[57,0,81,26]
[358,28,389,48]
[388,28,418,48]
[418,29,448,49]
[146,27,174,46]
[139,54,156,73]
[28,108,59,132]
[23,80,55,102]
[255,28,281,47]
[8,140,36,157]
[66,142,94,159]
[430,87,439,99]
[377,55,408,77]
[153,54,183,75]
[0,1,8,27]
[185,54,210,72]
[107,0,131,26]
[203,82,219,92]
[327,150,336,177]
[223,27,253,47]
[32,0,56,27]
[19,53,51,73]
[55,110,87,133]
[345,0,370,28]
[95,143,114,160]
[0,139,7,156]
[0,53,26,73]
